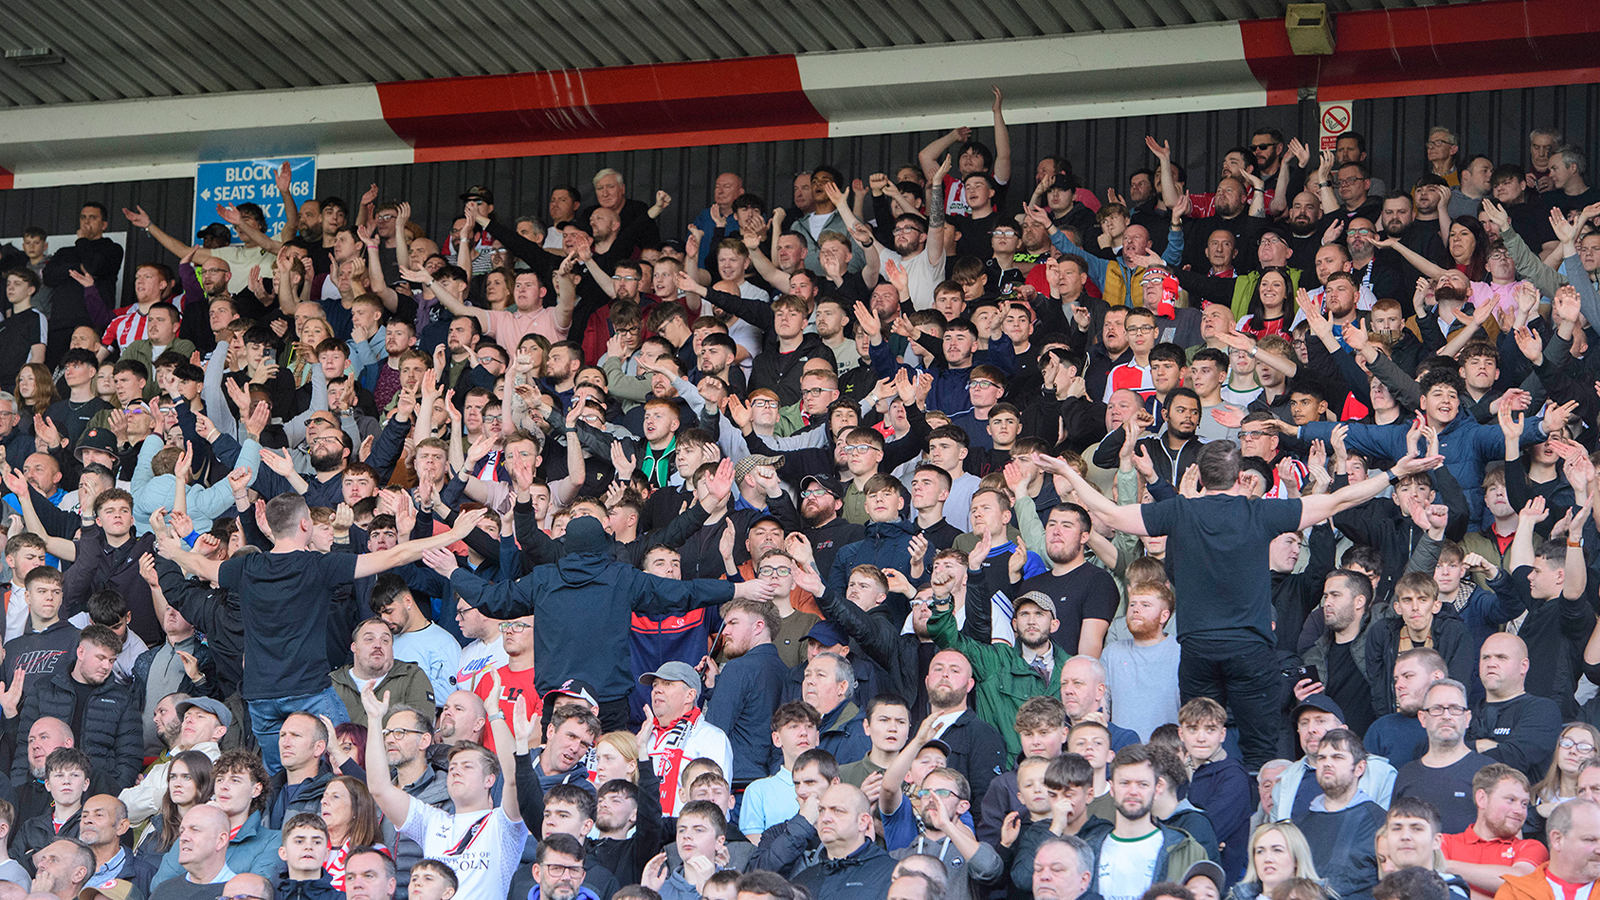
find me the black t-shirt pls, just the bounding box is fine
[948,211,1003,261]
[1542,186,1600,215]
[45,397,110,445]
[1325,639,1375,735]
[0,308,46,392]
[1392,751,1494,833]
[1015,565,1120,655]
[1142,495,1302,645]
[218,550,357,700]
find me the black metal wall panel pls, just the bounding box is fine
[2,82,1596,304]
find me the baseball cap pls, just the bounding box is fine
[639,661,702,693]
[919,738,952,757]
[196,222,232,243]
[1292,693,1344,723]
[542,678,599,709]
[1013,591,1057,617]
[79,882,137,900]
[175,696,234,728]
[1183,860,1227,891]
[800,474,843,500]
[804,621,848,648]
[75,427,118,462]
[460,185,495,204]
[734,454,785,484]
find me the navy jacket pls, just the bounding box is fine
[449,517,734,702]
[705,642,789,783]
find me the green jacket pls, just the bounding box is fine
[927,596,1068,765]
[330,660,436,729]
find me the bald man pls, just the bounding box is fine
[794,784,896,898]
[149,805,233,898]
[77,794,154,894]
[219,874,271,900]
[15,719,117,824]
[28,839,92,900]
[1466,634,1562,782]
[1498,798,1600,899]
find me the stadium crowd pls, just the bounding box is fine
[0,90,1595,900]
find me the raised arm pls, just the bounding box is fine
[360,684,414,824]
[353,508,486,579]
[1296,453,1443,530]
[990,86,1011,185]
[122,206,212,263]
[1036,452,1150,536]
[919,127,968,184]
[483,670,523,823]
[1146,137,1182,211]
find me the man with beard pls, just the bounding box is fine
[1345,217,1405,312]
[1014,504,1118,658]
[1292,728,1386,900]
[798,475,863,580]
[1377,192,1450,312]
[792,783,897,899]
[121,697,229,827]
[1440,764,1545,900]
[1183,175,1266,272]
[919,649,1007,805]
[1300,569,1377,737]
[1100,582,1180,742]
[1092,388,1204,486]
[929,552,1069,763]
[1393,679,1494,835]
[251,418,351,509]
[333,618,435,729]
[863,211,946,312]
[1076,745,1209,900]
[432,690,488,759]
[1284,190,1327,274]
[703,598,790,792]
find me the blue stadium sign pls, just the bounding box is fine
[193,156,316,241]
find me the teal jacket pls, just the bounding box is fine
[153,810,281,885]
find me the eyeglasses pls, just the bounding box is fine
[914,788,957,799]
[1426,139,1455,147]
[1348,228,1374,236]
[478,356,504,366]
[375,214,397,221]
[223,894,271,900]
[499,622,533,633]
[1423,704,1468,718]
[969,380,999,390]
[750,400,779,410]
[801,488,831,499]
[615,275,639,282]
[1250,142,1279,151]
[542,864,585,878]
[758,566,793,578]
[991,230,1018,238]
[892,226,925,235]
[482,415,503,423]
[801,387,834,398]
[1560,738,1598,754]
[382,727,428,738]
[1125,325,1158,335]
[842,444,879,455]
[1336,177,1367,187]
[1238,430,1272,439]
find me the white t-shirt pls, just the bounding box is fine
[399,799,529,900]
[1096,828,1164,900]
[879,248,947,310]
[455,637,509,694]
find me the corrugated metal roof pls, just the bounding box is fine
[0,0,1501,109]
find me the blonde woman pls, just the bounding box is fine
[1227,823,1323,900]
[592,731,641,786]
[1532,723,1600,820]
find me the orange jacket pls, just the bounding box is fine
[1495,865,1554,900]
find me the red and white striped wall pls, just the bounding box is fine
[0,0,1596,188]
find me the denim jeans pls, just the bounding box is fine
[247,686,349,775]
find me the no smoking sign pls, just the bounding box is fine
[1319,102,1352,150]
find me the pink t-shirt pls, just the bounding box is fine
[482,306,569,347]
